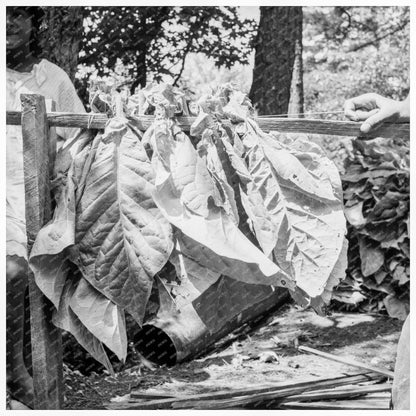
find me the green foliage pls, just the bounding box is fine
[303,6,409,117]
[333,138,410,319]
[77,6,256,98]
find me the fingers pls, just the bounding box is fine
[349,108,379,122]
[360,109,389,133]
[344,93,379,121]
[344,99,357,120]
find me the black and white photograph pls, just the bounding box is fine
[4,1,411,411]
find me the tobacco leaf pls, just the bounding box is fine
[70,278,128,362]
[197,130,239,224]
[74,117,173,325]
[239,120,347,301]
[30,117,174,365]
[52,272,114,373]
[359,237,385,277]
[383,295,409,320]
[150,116,293,289]
[344,201,366,228]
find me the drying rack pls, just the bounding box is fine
[6,93,410,409]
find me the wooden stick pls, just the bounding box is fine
[173,381,388,410]
[110,372,382,410]
[21,94,64,409]
[298,345,394,378]
[6,110,409,139]
[279,399,390,410]
[280,383,391,402]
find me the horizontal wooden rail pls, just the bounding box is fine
[6,110,409,139]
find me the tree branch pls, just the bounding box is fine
[172,17,205,86]
[347,20,409,52]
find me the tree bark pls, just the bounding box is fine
[288,12,304,117]
[130,13,148,94]
[40,7,84,82]
[249,7,303,116]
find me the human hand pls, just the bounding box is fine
[344,93,409,134]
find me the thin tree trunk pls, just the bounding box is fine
[249,7,303,116]
[288,12,304,117]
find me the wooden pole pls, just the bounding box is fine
[21,94,63,409]
[6,110,410,140]
[298,345,394,378]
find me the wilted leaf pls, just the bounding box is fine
[30,134,95,309]
[74,117,173,325]
[344,201,366,228]
[383,295,409,320]
[52,275,113,373]
[70,278,128,362]
[308,238,349,313]
[150,117,293,289]
[240,122,346,299]
[31,117,174,363]
[198,130,239,224]
[359,238,384,277]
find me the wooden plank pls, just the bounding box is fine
[280,383,391,402]
[7,110,410,139]
[21,94,63,410]
[279,399,390,410]
[298,345,395,378]
[108,372,382,410]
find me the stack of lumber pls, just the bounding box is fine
[105,372,391,410]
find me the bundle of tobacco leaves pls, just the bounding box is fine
[333,137,409,319]
[30,83,347,371]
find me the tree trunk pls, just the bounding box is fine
[288,14,304,117]
[130,13,148,94]
[249,7,303,116]
[40,7,84,82]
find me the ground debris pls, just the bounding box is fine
[63,307,401,410]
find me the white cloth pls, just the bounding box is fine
[7,59,85,259]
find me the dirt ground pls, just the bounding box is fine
[63,304,403,410]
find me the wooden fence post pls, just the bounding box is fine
[21,94,63,409]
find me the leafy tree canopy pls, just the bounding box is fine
[78,6,256,96]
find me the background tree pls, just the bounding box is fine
[39,7,84,82]
[249,7,303,116]
[287,15,304,117]
[302,6,409,118]
[78,6,256,97]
